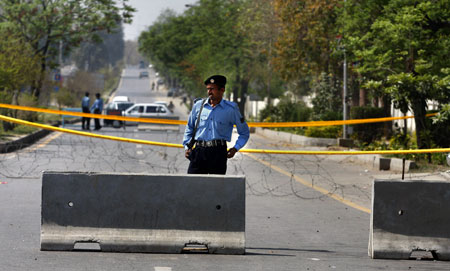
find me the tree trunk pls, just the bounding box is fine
[411,98,428,149]
[238,78,248,116]
[359,88,367,106]
[382,95,392,138]
[32,35,51,99]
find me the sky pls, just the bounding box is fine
[123,0,195,41]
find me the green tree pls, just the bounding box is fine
[311,73,342,120]
[0,33,40,94]
[273,0,341,79]
[0,0,134,99]
[139,1,251,113]
[238,0,285,103]
[348,0,450,149]
[0,31,41,131]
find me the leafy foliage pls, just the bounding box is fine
[346,0,450,149]
[350,106,387,145]
[0,0,134,98]
[311,73,342,120]
[304,126,342,139]
[138,0,287,114]
[259,99,312,123]
[0,31,40,94]
[273,0,341,79]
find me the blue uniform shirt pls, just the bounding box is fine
[90,98,103,113]
[183,99,250,150]
[81,96,90,108]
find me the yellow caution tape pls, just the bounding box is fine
[0,114,183,148]
[1,114,449,155]
[248,114,437,127]
[0,103,185,125]
[0,103,438,128]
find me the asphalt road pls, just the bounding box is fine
[0,67,449,270]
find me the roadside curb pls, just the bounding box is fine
[0,125,54,154]
[0,119,80,154]
[255,127,336,147]
[255,127,417,172]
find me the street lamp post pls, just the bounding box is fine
[343,50,348,139]
[342,0,348,140]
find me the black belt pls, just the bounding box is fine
[196,139,227,147]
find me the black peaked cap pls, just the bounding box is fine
[204,75,227,87]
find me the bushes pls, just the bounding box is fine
[311,73,342,121]
[17,93,39,122]
[304,125,342,138]
[350,106,387,145]
[54,87,77,109]
[259,99,312,123]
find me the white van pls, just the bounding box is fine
[124,103,172,118]
[112,96,131,103]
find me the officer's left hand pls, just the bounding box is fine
[227,147,238,158]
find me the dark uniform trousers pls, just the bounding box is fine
[187,145,228,174]
[93,108,102,130]
[81,107,90,129]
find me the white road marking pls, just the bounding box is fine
[154,267,172,271]
[136,144,142,148]
[136,150,143,155]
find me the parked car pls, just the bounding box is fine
[104,101,134,127]
[124,103,172,119]
[139,71,149,78]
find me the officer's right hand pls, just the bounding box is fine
[185,149,192,160]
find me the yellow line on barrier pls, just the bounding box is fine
[0,103,438,128]
[1,114,449,155]
[244,153,372,214]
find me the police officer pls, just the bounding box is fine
[183,75,250,174]
[81,92,90,130]
[90,93,103,130]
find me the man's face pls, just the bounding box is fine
[206,83,224,102]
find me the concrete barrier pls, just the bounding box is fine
[369,179,450,260]
[41,172,245,254]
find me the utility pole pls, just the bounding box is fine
[342,0,348,139]
[343,50,348,139]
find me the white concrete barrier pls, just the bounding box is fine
[369,179,450,260]
[41,172,245,254]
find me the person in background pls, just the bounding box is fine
[168,101,174,113]
[90,93,103,131]
[81,92,90,130]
